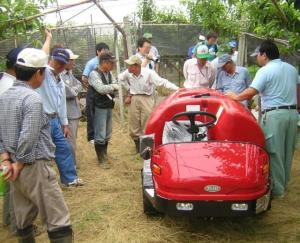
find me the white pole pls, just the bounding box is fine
[115,30,125,127]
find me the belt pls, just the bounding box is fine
[46,113,58,119]
[262,105,297,114]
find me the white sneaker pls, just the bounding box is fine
[66,178,84,187]
[89,139,95,144]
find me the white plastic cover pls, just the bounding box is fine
[162,121,207,144]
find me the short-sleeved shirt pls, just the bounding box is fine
[250,59,299,110]
[82,56,99,77]
[216,66,251,106]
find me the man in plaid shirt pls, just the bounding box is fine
[0,48,72,243]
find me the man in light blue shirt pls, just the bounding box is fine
[216,54,251,107]
[37,48,82,187]
[227,40,299,198]
[82,43,109,143]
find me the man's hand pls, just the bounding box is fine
[62,125,70,138]
[81,76,89,88]
[111,84,120,91]
[226,91,239,101]
[0,160,13,181]
[9,161,24,181]
[124,95,132,105]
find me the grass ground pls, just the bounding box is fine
[0,111,300,243]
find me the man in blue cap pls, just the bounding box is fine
[37,48,83,187]
[216,54,251,107]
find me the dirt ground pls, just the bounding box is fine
[1,111,300,243]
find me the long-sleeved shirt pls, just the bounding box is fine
[183,58,215,88]
[88,70,117,95]
[0,81,55,164]
[60,70,83,120]
[37,67,68,125]
[118,68,178,95]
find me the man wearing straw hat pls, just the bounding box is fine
[118,55,179,153]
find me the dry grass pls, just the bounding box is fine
[1,109,300,243]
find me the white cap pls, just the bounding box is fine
[65,49,79,60]
[199,34,206,41]
[16,48,48,68]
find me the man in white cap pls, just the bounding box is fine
[60,49,83,168]
[183,45,215,88]
[0,48,72,243]
[118,55,179,153]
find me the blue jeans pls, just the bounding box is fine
[94,107,112,145]
[49,118,78,184]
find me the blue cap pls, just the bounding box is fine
[52,48,70,64]
[6,47,23,65]
[229,40,237,48]
[218,54,232,68]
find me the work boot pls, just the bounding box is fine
[48,227,73,243]
[94,144,110,169]
[17,226,36,243]
[133,139,140,153]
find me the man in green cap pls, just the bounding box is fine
[183,45,215,88]
[143,32,160,73]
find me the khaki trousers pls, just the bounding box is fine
[129,95,155,140]
[67,119,79,167]
[11,160,71,232]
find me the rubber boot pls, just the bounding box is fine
[133,139,140,154]
[48,227,73,243]
[104,142,116,160]
[17,226,36,243]
[94,144,110,169]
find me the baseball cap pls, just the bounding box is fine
[100,52,117,62]
[52,48,70,64]
[218,54,232,68]
[196,45,210,59]
[199,34,206,41]
[250,46,260,57]
[229,40,237,48]
[125,55,142,65]
[65,49,79,60]
[143,32,153,39]
[16,48,48,68]
[6,48,23,66]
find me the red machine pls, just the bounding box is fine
[140,88,271,217]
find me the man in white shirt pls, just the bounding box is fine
[183,45,216,89]
[118,55,178,153]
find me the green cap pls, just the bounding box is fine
[143,32,153,39]
[196,45,210,59]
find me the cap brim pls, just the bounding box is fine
[217,62,227,68]
[70,54,79,60]
[250,52,258,57]
[53,56,68,64]
[197,54,210,59]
